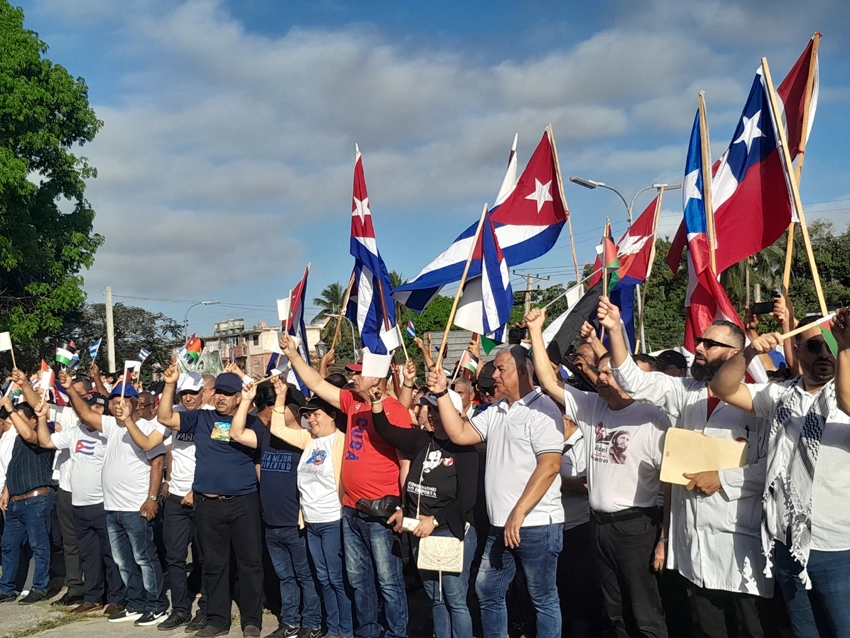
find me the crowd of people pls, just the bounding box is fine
[1,294,849,638]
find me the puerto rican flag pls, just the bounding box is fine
[345,147,396,354]
[668,38,818,274]
[452,214,515,342]
[393,128,568,313]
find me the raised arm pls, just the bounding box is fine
[597,296,629,368]
[156,362,182,431]
[413,337,436,371]
[398,360,417,410]
[709,334,782,414]
[10,368,39,407]
[426,367,481,446]
[34,402,57,450]
[6,397,38,444]
[87,362,110,397]
[59,370,103,431]
[368,385,426,456]
[318,347,335,378]
[774,294,799,374]
[113,401,165,451]
[229,382,259,449]
[524,307,565,404]
[281,333,341,409]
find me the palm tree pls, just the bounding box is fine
[389,271,407,325]
[720,242,785,311]
[313,282,345,322]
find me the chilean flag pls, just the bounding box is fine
[393,128,568,312]
[346,147,396,355]
[588,197,660,346]
[452,214,515,342]
[667,38,818,274]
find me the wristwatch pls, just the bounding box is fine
[432,517,439,527]
[147,495,158,502]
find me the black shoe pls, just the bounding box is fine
[278,624,300,638]
[298,629,324,638]
[194,626,230,638]
[185,611,208,633]
[18,590,48,605]
[159,610,192,630]
[0,592,19,603]
[52,591,85,607]
[243,626,261,638]
[135,610,168,627]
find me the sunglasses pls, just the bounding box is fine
[803,339,831,355]
[694,337,736,350]
[137,403,155,409]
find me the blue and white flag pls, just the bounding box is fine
[266,265,312,396]
[451,215,514,342]
[89,338,102,361]
[138,348,151,364]
[346,148,396,355]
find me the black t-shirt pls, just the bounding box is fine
[178,410,262,496]
[258,427,301,527]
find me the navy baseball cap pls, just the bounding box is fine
[83,392,107,407]
[213,372,242,395]
[108,383,138,399]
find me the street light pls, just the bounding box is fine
[329,314,357,359]
[184,300,220,340]
[315,340,328,360]
[568,177,682,353]
[569,175,682,223]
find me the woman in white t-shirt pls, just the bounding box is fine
[269,381,352,638]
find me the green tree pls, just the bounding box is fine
[641,238,689,351]
[313,281,345,322]
[0,2,103,348]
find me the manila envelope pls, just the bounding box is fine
[660,427,748,485]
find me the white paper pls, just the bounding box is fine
[276,298,291,323]
[380,325,403,351]
[361,351,392,378]
[124,360,142,372]
[0,332,11,352]
[40,370,52,389]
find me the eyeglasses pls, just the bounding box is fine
[804,339,830,355]
[137,403,154,409]
[694,337,736,350]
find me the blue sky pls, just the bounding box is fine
[16,0,850,335]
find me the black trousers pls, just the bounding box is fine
[690,582,764,638]
[73,502,125,604]
[592,510,668,638]
[56,489,84,596]
[558,521,607,638]
[163,494,206,614]
[195,493,263,630]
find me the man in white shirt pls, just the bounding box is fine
[61,372,168,627]
[527,308,670,637]
[36,392,125,615]
[711,313,850,638]
[599,298,771,638]
[428,346,564,638]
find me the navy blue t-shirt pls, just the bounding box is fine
[178,410,262,496]
[258,427,301,527]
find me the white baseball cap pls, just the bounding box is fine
[419,389,464,414]
[177,372,204,394]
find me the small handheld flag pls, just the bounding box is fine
[458,350,479,374]
[139,348,151,364]
[181,334,203,365]
[55,342,76,368]
[0,332,12,352]
[89,338,102,362]
[406,320,416,339]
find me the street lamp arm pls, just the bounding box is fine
[594,183,630,219]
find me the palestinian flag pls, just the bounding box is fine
[181,334,203,364]
[458,350,479,374]
[596,220,620,294]
[55,341,76,367]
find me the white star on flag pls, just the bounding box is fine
[353,196,370,221]
[524,179,553,213]
[733,111,765,153]
[683,169,701,204]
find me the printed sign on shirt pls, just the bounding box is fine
[592,422,631,465]
[210,422,232,442]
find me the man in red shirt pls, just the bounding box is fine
[281,334,410,638]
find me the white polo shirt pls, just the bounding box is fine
[470,388,565,527]
[101,416,166,512]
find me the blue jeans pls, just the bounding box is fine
[342,507,408,638]
[307,520,353,636]
[106,510,167,614]
[266,526,322,629]
[476,524,563,638]
[774,541,850,638]
[0,491,54,594]
[413,526,477,638]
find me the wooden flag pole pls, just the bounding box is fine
[548,125,581,283]
[9,346,16,371]
[763,56,828,317]
[330,270,356,350]
[435,202,489,373]
[782,32,821,294]
[697,91,718,276]
[779,312,835,341]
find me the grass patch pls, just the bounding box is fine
[0,613,87,638]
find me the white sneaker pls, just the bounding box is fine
[108,609,144,623]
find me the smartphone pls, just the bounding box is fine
[401,517,420,532]
[508,327,528,344]
[750,301,774,315]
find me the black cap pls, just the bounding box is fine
[83,392,107,407]
[476,361,496,389]
[298,397,337,416]
[655,350,688,371]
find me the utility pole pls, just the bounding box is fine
[105,286,116,373]
[513,271,550,315]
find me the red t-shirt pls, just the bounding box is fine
[339,389,411,508]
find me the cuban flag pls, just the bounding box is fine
[345,147,396,355]
[89,338,102,362]
[405,320,416,339]
[267,265,312,395]
[668,38,818,274]
[587,196,661,346]
[138,348,151,364]
[451,215,515,342]
[393,128,568,313]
